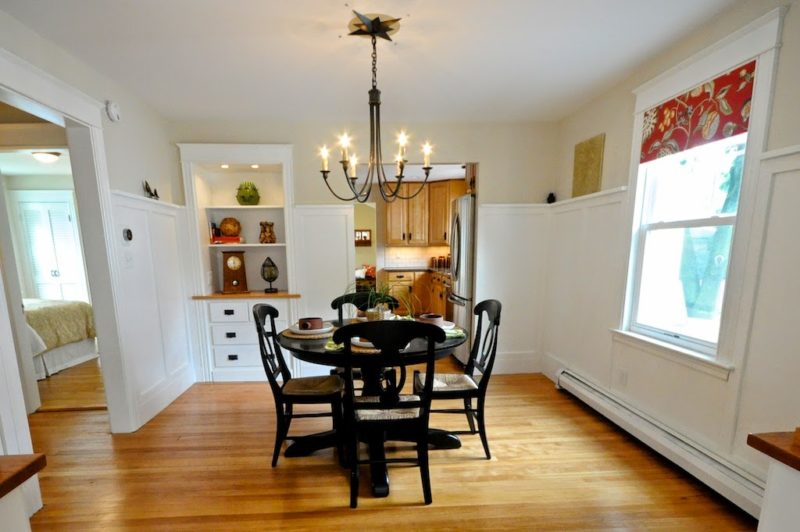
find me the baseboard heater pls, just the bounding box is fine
[555,368,764,518]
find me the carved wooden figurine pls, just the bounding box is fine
[259,221,277,244]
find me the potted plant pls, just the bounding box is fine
[366,283,394,320]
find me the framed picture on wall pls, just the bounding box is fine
[355,229,372,247]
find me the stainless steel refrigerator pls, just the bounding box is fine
[449,193,475,364]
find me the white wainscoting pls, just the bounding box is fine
[729,147,800,475]
[540,188,629,388]
[475,204,550,374]
[111,192,195,426]
[292,205,354,377]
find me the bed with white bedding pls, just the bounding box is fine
[23,298,98,379]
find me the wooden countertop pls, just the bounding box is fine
[192,291,301,300]
[0,453,46,499]
[747,428,800,472]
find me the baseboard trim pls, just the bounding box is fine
[137,366,194,428]
[494,350,540,374]
[543,352,763,517]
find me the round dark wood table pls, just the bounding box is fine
[276,322,468,498]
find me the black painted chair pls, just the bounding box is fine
[413,299,502,459]
[333,320,446,508]
[253,304,344,467]
[330,291,399,326]
[330,292,400,387]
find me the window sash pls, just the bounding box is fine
[630,218,736,355]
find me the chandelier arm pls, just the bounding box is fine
[322,175,362,202]
[394,178,429,200]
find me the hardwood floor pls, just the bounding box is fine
[28,368,756,530]
[36,358,106,412]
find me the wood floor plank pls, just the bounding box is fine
[36,358,107,412]
[28,370,756,530]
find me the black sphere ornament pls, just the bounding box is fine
[546,192,556,204]
[261,257,279,293]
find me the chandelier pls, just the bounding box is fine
[318,11,434,203]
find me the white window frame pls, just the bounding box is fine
[622,8,784,363]
[630,212,737,355]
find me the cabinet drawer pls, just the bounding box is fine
[209,302,249,322]
[213,345,262,367]
[211,324,258,345]
[387,271,413,282]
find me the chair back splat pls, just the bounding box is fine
[467,299,502,388]
[253,304,292,395]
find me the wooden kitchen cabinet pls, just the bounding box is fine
[429,271,451,318]
[413,272,430,314]
[385,183,428,246]
[385,270,430,316]
[428,179,467,245]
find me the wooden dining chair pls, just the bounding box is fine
[330,291,399,325]
[333,320,446,508]
[413,299,502,459]
[253,304,344,467]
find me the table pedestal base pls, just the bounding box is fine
[284,430,338,458]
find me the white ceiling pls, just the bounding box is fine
[0,150,72,177]
[0,0,738,123]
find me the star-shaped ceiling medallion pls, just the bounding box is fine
[347,10,401,41]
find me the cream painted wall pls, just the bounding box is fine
[0,10,180,203]
[555,0,800,199]
[4,174,73,190]
[169,121,559,205]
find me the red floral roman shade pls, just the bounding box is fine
[640,60,756,163]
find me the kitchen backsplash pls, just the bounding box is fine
[384,246,450,268]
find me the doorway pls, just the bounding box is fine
[0,103,105,412]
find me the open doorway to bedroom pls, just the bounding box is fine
[0,102,105,412]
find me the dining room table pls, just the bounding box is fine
[276,318,468,497]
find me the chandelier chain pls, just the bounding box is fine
[371,36,378,89]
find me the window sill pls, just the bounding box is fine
[611,329,734,381]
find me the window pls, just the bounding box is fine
[628,61,756,355]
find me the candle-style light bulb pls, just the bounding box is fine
[349,154,358,179]
[319,145,330,171]
[397,130,409,159]
[422,141,433,168]
[338,133,351,161]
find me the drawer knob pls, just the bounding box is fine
[227,354,239,361]
[225,332,237,339]
[223,309,235,316]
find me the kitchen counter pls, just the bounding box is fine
[383,267,450,275]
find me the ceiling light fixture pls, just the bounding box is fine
[250,164,260,169]
[318,11,434,203]
[220,164,230,169]
[31,151,61,164]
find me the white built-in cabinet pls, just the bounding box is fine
[179,144,299,382]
